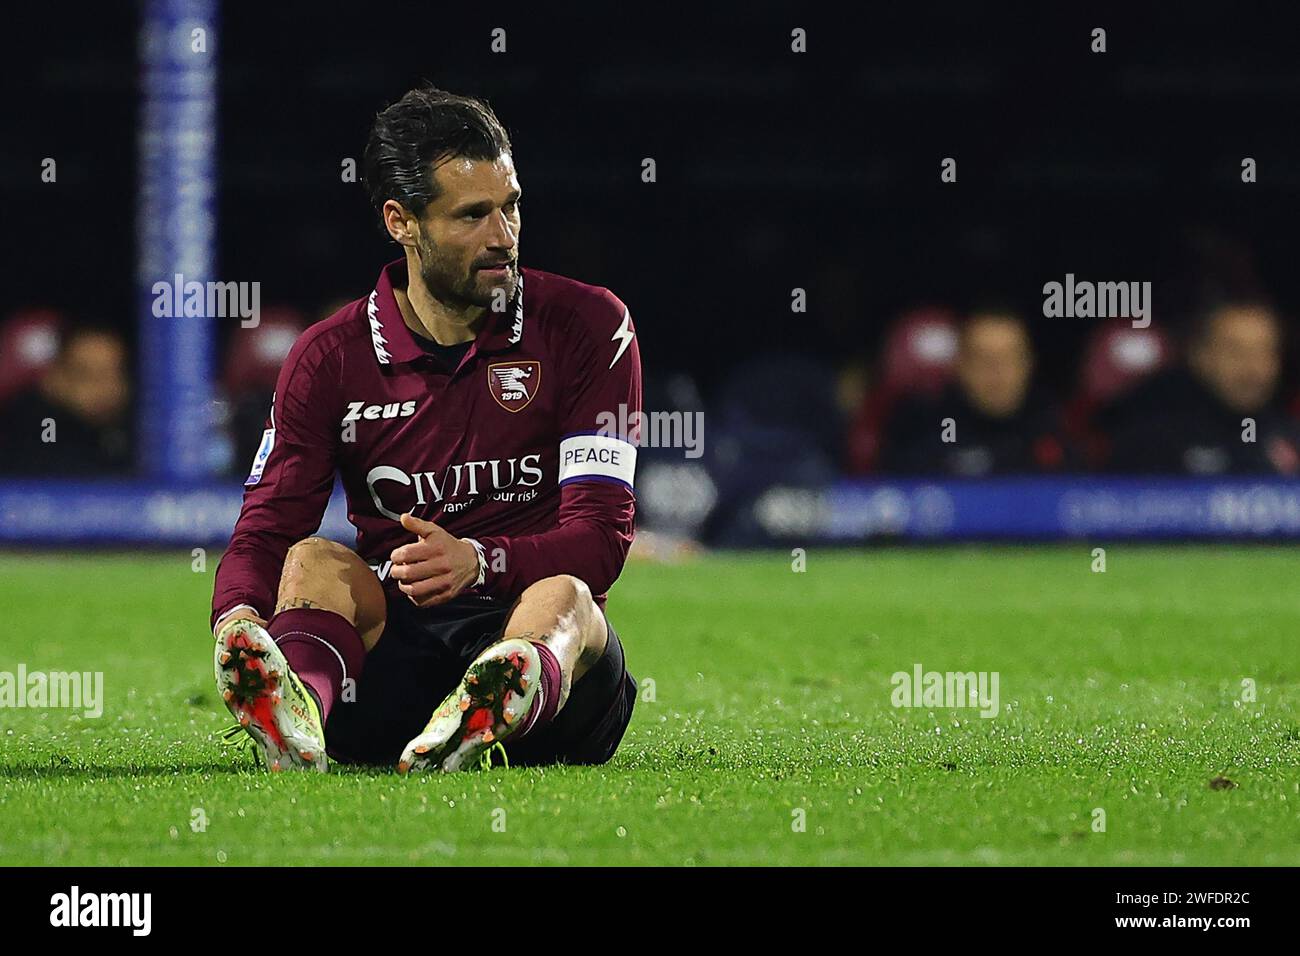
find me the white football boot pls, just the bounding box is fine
[214,617,328,772]
[397,638,542,773]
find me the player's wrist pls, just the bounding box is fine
[459,537,488,588]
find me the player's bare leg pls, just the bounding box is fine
[498,573,607,707]
[397,574,607,773]
[272,536,388,649]
[216,537,386,772]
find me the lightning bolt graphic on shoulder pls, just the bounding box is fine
[609,307,634,369]
[367,290,391,364]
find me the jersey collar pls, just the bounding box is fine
[368,258,525,367]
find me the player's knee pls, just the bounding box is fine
[524,574,595,616]
[278,537,386,646]
[283,536,360,579]
[523,575,604,655]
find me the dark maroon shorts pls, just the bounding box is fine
[324,594,636,767]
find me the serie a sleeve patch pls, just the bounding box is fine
[244,428,275,486]
[558,434,637,488]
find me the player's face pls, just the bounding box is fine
[1193,307,1281,412]
[956,315,1033,419]
[47,334,130,426]
[415,153,522,309]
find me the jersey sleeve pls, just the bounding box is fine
[210,333,341,630]
[473,288,641,601]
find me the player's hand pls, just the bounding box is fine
[390,512,482,607]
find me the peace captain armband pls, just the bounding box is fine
[558,433,638,489]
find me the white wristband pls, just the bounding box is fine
[461,538,488,587]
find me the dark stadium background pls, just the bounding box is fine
[7,0,1300,882]
[4,4,1300,544]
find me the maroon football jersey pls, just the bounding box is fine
[211,258,641,628]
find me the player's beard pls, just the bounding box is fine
[415,234,518,310]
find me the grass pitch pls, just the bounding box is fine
[1,546,1297,866]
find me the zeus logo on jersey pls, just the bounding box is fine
[343,400,417,423]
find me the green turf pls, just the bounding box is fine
[1,546,1298,866]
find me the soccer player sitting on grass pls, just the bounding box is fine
[211,86,641,773]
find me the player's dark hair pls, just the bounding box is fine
[363,85,512,233]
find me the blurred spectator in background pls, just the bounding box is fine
[878,310,1071,476]
[844,307,959,474]
[0,308,63,406]
[0,324,133,476]
[1105,300,1300,474]
[1062,320,1173,469]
